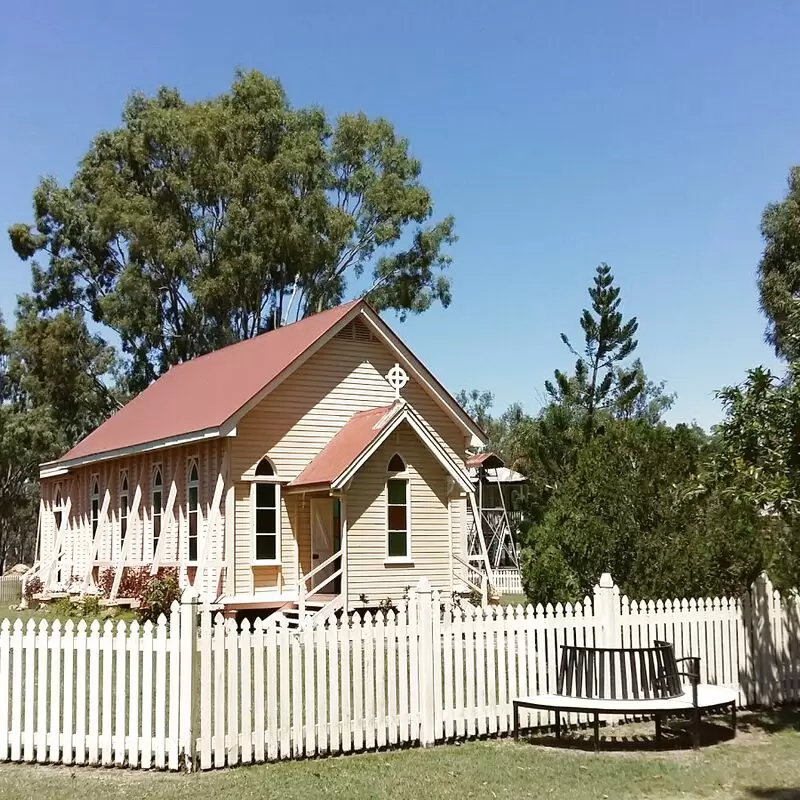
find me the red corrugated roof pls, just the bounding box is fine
[289,403,398,489]
[466,452,505,469]
[57,300,361,464]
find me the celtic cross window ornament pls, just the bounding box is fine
[386,363,409,399]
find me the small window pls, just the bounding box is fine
[255,457,275,477]
[152,466,163,557]
[251,456,281,564]
[90,478,100,536]
[53,484,64,585]
[387,477,409,559]
[119,471,129,550]
[53,485,63,533]
[187,460,199,563]
[388,453,406,473]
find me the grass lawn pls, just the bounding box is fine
[0,602,137,627]
[498,593,528,607]
[0,712,799,800]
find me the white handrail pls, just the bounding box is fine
[453,553,489,606]
[453,552,485,580]
[306,566,342,600]
[296,550,342,618]
[301,550,341,585]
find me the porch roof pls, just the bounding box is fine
[288,400,474,494]
[288,403,399,490]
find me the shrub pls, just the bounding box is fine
[97,568,115,598]
[23,576,43,603]
[97,566,152,600]
[138,569,181,623]
[81,595,103,619]
[377,597,397,618]
[520,420,766,605]
[96,566,181,622]
[52,597,77,618]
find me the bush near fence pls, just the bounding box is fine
[0,573,796,771]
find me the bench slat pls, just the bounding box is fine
[557,645,569,694]
[575,647,584,697]
[640,650,650,699]
[629,649,639,699]
[548,641,691,702]
[609,651,616,699]
[598,648,605,699]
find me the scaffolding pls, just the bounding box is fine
[466,453,526,574]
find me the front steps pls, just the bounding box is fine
[272,594,342,630]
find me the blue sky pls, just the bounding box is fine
[0,0,795,430]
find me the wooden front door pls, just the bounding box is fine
[310,498,342,590]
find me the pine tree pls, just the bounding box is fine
[758,166,800,362]
[545,263,642,438]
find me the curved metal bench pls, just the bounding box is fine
[513,640,737,749]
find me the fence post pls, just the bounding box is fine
[179,587,199,770]
[416,577,436,747]
[593,573,621,721]
[593,573,619,649]
[752,572,776,706]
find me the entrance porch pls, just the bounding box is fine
[221,491,346,627]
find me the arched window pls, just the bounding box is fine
[152,466,163,557]
[119,470,129,551]
[53,483,64,585]
[388,453,406,473]
[386,455,410,560]
[255,457,274,477]
[53,484,63,533]
[251,457,281,564]
[187,460,199,563]
[90,477,100,536]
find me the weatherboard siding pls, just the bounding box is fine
[345,423,453,606]
[230,331,468,596]
[451,493,467,564]
[39,438,227,595]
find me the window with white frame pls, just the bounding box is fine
[187,460,199,563]
[90,477,100,536]
[119,470,129,552]
[152,465,163,558]
[251,457,281,564]
[386,454,410,560]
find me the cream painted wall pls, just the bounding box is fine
[230,318,468,596]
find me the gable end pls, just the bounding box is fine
[335,317,375,343]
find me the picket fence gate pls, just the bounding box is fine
[0,573,799,771]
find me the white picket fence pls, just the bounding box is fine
[0,605,189,769]
[493,568,523,595]
[1,573,799,771]
[0,575,22,605]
